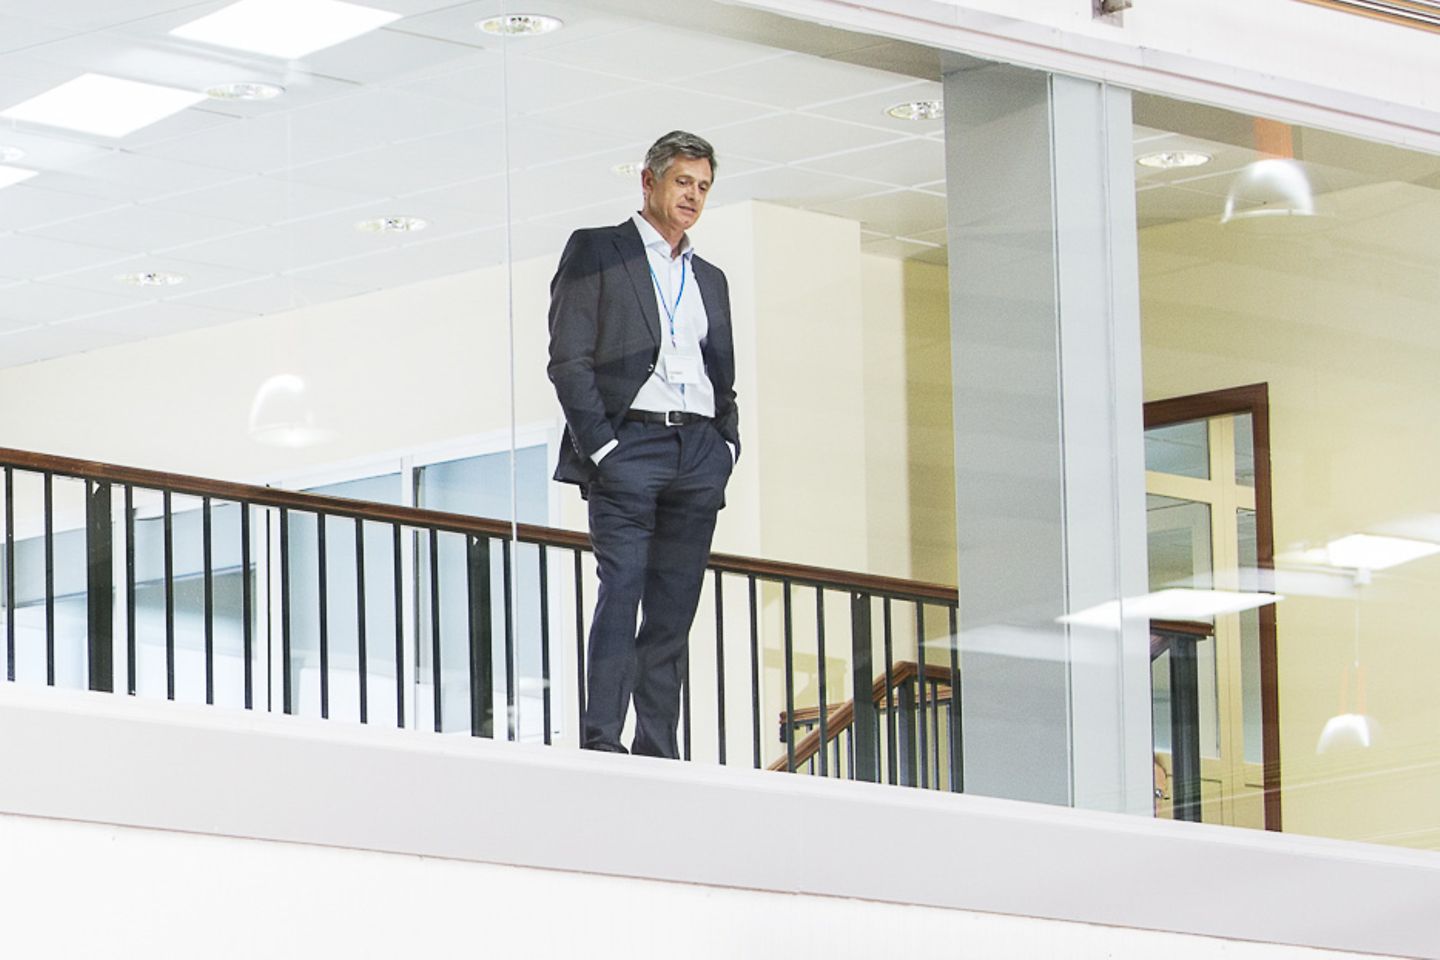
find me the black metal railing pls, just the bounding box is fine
[0,447,960,786]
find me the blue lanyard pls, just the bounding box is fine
[647,256,686,342]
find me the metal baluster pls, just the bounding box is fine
[949,604,962,792]
[355,517,367,724]
[748,574,760,769]
[714,569,726,765]
[5,467,14,683]
[392,523,404,729]
[317,512,329,719]
[43,472,53,686]
[883,598,897,785]
[241,504,253,710]
[203,496,214,705]
[429,529,441,733]
[932,679,942,788]
[538,544,552,746]
[816,587,828,777]
[466,534,493,739]
[850,592,878,783]
[783,580,795,773]
[84,480,114,694]
[280,508,291,714]
[502,538,515,742]
[574,550,586,743]
[124,485,135,695]
[917,604,929,789]
[162,489,173,700]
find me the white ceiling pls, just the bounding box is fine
[0,0,1435,368]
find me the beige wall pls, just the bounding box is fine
[1140,180,1440,849]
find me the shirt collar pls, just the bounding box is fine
[632,212,693,261]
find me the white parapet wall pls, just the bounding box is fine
[0,683,1437,958]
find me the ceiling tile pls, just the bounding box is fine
[169,274,366,316]
[535,83,769,143]
[0,126,108,171]
[524,23,777,82]
[284,123,507,196]
[63,298,249,338]
[717,165,879,207]
[809,188,946,236]
[685,52,917,110]
[712,112,901,166]
[504,118,634,170]
[43,253,259,300]
[393,53,641,119]
[147,87,482,174]
[148,175,375,224]
[801,80,943,134]
[796,136,944,188]
[25,203,248,252]
[0,183,124,232]
[289,226,506,288]
[0,232,130,275]
[0,320,126,369]
[861,234,941,259]
[0,14,66,54]
[0,0,201,32]
[0,279,141,324]
[393,1,641,53]
[300,26,486,85]
[31,151,245,203]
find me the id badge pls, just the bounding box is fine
[664,354,703,385]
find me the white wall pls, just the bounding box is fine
[0,811,1401,960]
[1,683,1435,959]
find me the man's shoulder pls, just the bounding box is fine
[691,253,727,285]
[567,220,636,248]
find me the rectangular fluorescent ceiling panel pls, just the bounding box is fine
[171,0,403,59]
[1059,589,1283,630]
[1,74,206,138]
[1324,533,1440,570]
[0,166,38,190]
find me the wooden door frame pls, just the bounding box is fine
[1144,382,1281,831]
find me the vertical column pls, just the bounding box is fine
[945,61,1151,813]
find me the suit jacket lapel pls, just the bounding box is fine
[613,221,661,348]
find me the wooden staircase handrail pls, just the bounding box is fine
[769,661,956,772]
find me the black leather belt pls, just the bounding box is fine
[625,410,710,426]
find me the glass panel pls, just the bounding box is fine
[1233,413,1256,487]
[1140,92,1440,847]
[1147,495,1214,593]
[1145,420,1211,479]
[415,448,548,738]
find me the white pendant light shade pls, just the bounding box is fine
[248,373,335,447]
[1221,157,1316,224]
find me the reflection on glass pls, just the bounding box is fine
[1144,420,1210,479]
[1147,495,1213,593]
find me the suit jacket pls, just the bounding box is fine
[547,218,740,485]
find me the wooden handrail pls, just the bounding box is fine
[0,447,959,602]
[768,661,956,772]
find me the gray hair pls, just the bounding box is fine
[644,130,717,180]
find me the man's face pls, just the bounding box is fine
[642,155,713,237]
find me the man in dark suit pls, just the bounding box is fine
[547,130,739,758]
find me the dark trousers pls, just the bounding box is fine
[583,418,732,757]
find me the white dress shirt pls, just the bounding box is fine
[628,212,716,417]
[592,213,730,466]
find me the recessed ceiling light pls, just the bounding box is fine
[477,14,564,36]
[171,0,402,60]
[886,99,943,121]
[0,165,38,190]
[1,74,206,138]
[356,216,428,234]
[1136,150,1212,170]
[116,271,187,288]
[205,81,286,101]
[0,146,25,163]
[612,161,643,177]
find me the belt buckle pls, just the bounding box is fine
[665,410,683,426]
